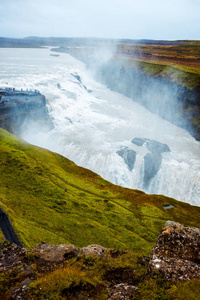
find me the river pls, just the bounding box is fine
[0,47,199,206]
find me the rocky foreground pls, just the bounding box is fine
[0,221,200,299]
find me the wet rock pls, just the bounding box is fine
[0,88,53,135]
[131,137,170,153]
[32,242,80,262]
[80,244,107,257]
[148,221,200,281]
[108,283,138,300]
[163,204,174,209]
[131,138,146,146]
[146,140,170,153]
[143,152,162,188]
[117,147,136,171]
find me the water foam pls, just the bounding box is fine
[0,48,199,206]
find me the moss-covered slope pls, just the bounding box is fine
[0,128,199,252]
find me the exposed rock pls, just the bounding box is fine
[131,137,170,153]
[117,147,136,171]
[0,88,53,135]
[108,283,138,300]
[143,152,162,188]
[146,139,170,154]
[131,137,146,146]
[148,221,200,281]
[10,278,32,300]
[32,242,80,262]
[0,241,27,271]
[80,244,107,257]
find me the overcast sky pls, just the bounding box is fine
[0,0,200,40]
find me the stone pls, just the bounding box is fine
[80,244,107,257]
[148,221,200,281]
[0,241,27,271]
[108,283,138,300]
[32,242,80,262]
[131,138,146,146]
[10,278,32,300]
[117,147,136,171]
[146,140,170,154]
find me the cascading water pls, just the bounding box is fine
[0,47,199,206]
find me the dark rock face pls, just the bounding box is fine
[0,88,53,135]
[131,138,146,146]
[143,152,162,188]
[148,221,200,281]
[131,138,170,188]
[146,140,170,154]
[131,137,170,154]
[117,147,136,171]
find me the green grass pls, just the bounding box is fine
[0,128,200,252]
[127,60,200,90]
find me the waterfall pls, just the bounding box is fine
[0,48,199,206]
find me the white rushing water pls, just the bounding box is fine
[0,48,199,206]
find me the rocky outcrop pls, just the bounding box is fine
[148,221,200,281]
[1,221,200,299]
[143,152,162,188]
[0,88,53,135]
[80,244,107,257]
[116,147,136,171]
[108,283,138,300]
[32,242,80,262]
[131,137,170,188]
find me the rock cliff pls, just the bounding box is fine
[148,221,200,281]
[0,88,53,135]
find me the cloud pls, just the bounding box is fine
[0,0,199,39]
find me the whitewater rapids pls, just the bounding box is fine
[0,48,199,206]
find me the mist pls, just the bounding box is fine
[82,44,192,135]
[0,47,199,206]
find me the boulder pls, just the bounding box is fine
[80,244,107,257]
[108,283,138,300]
[146,140,170,154]
[32,242,80,262]
[148,221,200,281]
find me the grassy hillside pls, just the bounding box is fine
[0,128,200,252]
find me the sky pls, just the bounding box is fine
[0,0,200,40]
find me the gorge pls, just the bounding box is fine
[0,47,199,206]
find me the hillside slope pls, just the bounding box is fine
[0,128,200,252]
